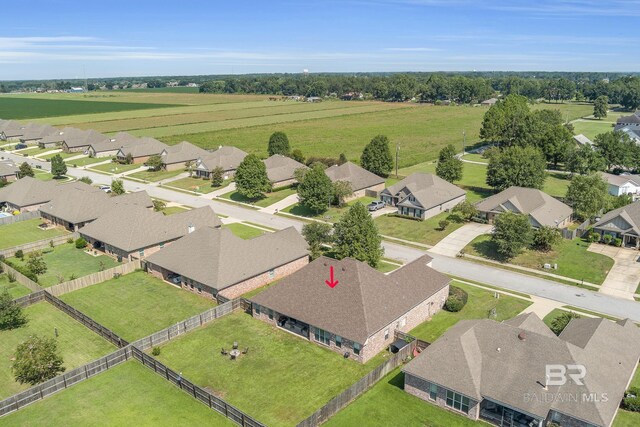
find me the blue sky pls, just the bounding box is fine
[2,0,639,80]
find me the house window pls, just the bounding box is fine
[314,328,330,345]
[429,383,438,401]
[445,390,470,414]
[255,304,260,315]
[139,249,144,257]
[268,269,275,279]
[268,309,273,320]
[335,335,342,348]
[160,243,164,248]
[353,342,361,355]
[384,329,389,340]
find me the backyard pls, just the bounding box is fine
[59,271,217,341]
[409,281,531,342]
[374,211,466,246]
[155,311,388,427]
[0,361,234,427]
[464,235,613,285]
[0,302,115,398]
[0,273,31,299]
[219,186,297,208]
[0,219,69,250]
[7,243,120,287]
[282,196,378,223]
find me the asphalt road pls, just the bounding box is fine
[5,151,640,321]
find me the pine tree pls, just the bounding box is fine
[267,131,290,156]
[435,144,463,182]
[360,135,393,177]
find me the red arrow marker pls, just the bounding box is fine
[325,265,339,288]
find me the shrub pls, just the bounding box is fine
[67,237,74,244]
[75,237,87,249]
[614,237,623,247]
[15,250,24,260]
[4,260,38,283]
[587,232,600,243]
[49,240,54,248]
[444,286,468,312]
[622,396,640,412]
[550,311,580,336]
[438,219,450,231]
[602,234,613,245]
[151,347,161,356]
[7,272,16,282]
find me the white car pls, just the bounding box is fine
[99,185,111,193]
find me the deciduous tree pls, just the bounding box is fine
[360,134,393,177]
[0,289,28,330]
[210,166,224,187]
[301,222,333,259]
[565,174,609,221]
[297,164,334,213]
[492,212,533,259]
[26,251,47,276]
[12,335,65,385]
[332,180,353,207]
[267,131,290,156]
[593,95,608,119]
[50,154,67,178]
[145,155,163,171]
[566,146,605,175]
[435,144,463,183]
[18,162,34,178]
[111,179,125,195]
[486,146,546,190]
[333,202,384,267]
[531,226,561,252]
[235,154,272,199]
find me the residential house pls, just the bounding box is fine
[481,98,498,106]
[380,173,465,220]
[62,129,111,153]
[403,312,640,427]
[0,120,26,141]
[19,124,59,145]
[194,146,248,179]
[38,127,84,149]
[251,255,450,363]
[592,200,640,248]
[0,160,19,182]
[324,162,385,201]
[573,134,594,147]
[601,172,640,197]
[475,186,572,228]
[79,205,221,261]
[145,227,308,300]
[615,111,640,130]
[115,137,168,164]
[263,154,308,187]
[40,186,152,232]
[87,131,138,158]
[0,176,57,212]
[618,126,640,144]
[160,141,210,171]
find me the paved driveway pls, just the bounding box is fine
[429,222,493,257]
[588,244,640,300]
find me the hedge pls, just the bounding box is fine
[444,285,468,312]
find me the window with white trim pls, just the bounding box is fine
[445,390,469,414]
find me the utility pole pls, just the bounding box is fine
[395,144,399,178]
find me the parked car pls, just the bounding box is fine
[14,143,27,150]
[367,200,385,211]
[99,185,111,193]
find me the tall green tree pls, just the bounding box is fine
[566,146,605,175]
[210,166,224,187]
[111,178,125,195]
[526,109,573,167]
[26,251,47,276]
[145,155,163,171]
[333,202,384,267]
[479,94,531,147]
[594,131,637,170]
[12,335,65,385]
[492,212,533,259]
[486,146,547,190]
[593,95,608,119]
[50,154,67,178]
[297,164,334,213]
[18,162,34,178]
[435,144,463,183]
[332,180,353,207]
[301,222,333,260]
[360,134,393,177]
[267,131,290,156]
[235,154,272,199]
[0,289,28,330]
[565,174,609,221]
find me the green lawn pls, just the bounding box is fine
[283,196,378,223]
[613,364,640,426]
[461,153,488,163]
[89,162,141,174]
[465,235,613,285]
[376,260,401,273]
[572,118,616,140]
[542,308,570,329]
[409,281,531,343]
[0,219,69,250]
[127,168,185,182]
[40,151,76,160]
[0,302,115,398]
[65,156,107,167]
[7,243,120,287]
[223,223,267,239]
[155,311,388,427]
[374,212,466,246]
[0,361,234,427]
[544,172,572,198]
[59,271,217,341]
[161,206,190,215]
[165,176,228,193]
[32,169,56,181]
[324,368,479,427]
[219,187,297,208]
[0,274,31,299]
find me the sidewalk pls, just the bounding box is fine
[259,193,299,214]
[429,223,493,257]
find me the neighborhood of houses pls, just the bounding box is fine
[2,110,640,427]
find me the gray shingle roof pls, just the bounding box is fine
[593,199,640,235]
[475,186,572,227]
[196,146,247,172]
[79,205,221,252]
[0,160,19,178]
[0,176,57,207]
[403,313,640,427]
[145,226,308,291]
[117,137,168,159]
[251,255,450,344]
[601,172,640,188]
[381,173,465,210]
[0,120,26,138]
[19,124,58,142]
[263,154,308,184]
[160,141,210,166]
[63,129,111,149]
[39,127,84,145]
[324,162,384,192]
[616,111,640,125]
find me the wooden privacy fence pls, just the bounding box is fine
[560,218,591,240]
[0,210,40,226]
[0,233,76,258]
[131,299,240,350]
[0,346,132,417]
[12,290,45,307]
[130,346,266,427]
[47,259,141,296]
[43,292,129,348]
[394,330,430,351]
[1,262,42,292]
[296,342,417,427]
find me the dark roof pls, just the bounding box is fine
[616,111,640,125]
[0,176,57,207]
[263,154,308,183]
[251,255,450,343]
[381,173,465,210]
[0,160,19,178]
[196,146,247,172]
[324,162,384,191]
[593,199,640,235]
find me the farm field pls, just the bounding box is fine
[154,311,387,427]
[59,271,216,341]
[0,302,115,398]
[7,243,120,287]
[0,274,31,299]
[0,361,234,427]
[0,219,69,250]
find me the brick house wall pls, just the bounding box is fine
[404,374,480,420]
[82,235,178,262]
[343,182,386,203]
[63,143,89,153]
[1,173,17,182]
[9,202,46,213]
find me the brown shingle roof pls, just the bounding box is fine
[324,162,384,192]
[0,160,19,178]
[117,137,167,159]
[263,154,308,184]
[593,199,640,235]
[160,141,210,166]
[251,255,449,343]
[0,176,57,207]
[381,173,465,210]
[196,146,247,172]
[19,124,58,142]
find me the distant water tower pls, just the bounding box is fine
[303,69,309,76]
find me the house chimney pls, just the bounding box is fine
[496,347,501,353]
[544,374,550,390]
[518,331,526,341]
[187,224,195,234]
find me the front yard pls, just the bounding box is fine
[155,311,388,427]
[409,281,531,343]
[223,222,267,239]
[127,168,185,182]
[65,156,107,167]
[464,235,613,285]
[0,274,31,299]
[0,219,69,249]
[7,243,120,287]
[165,176,229,194]
[0,361,234,427]
[59,271,217,341]
[374,211,466,246]
[89,162,141,174]
[283,196,378,223]
[0,302,115,399]
[219,186,297,208]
